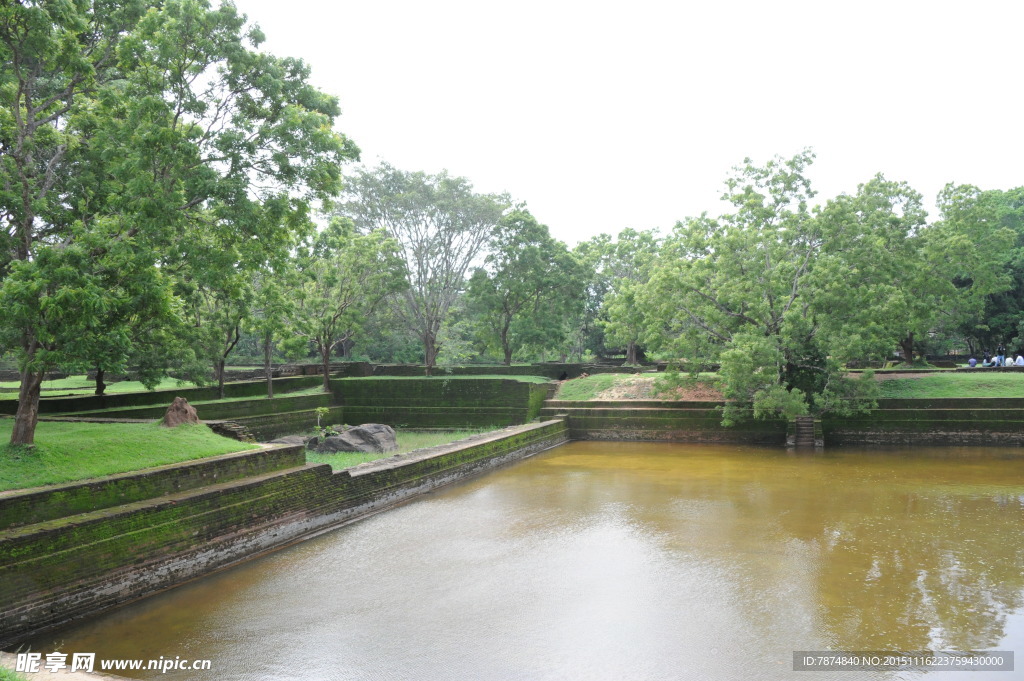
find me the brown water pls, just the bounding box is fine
[23,442,1024,680]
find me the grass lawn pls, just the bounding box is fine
[340,375,552,383]
[0,420,253,491]
[0,667,27,681]
[305,429,490,471]
[555,374,620,400]
[875,371,1024,399]
[0,375,196,400]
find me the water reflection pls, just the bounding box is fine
[23,442,1024,680]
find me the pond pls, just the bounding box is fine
[25,441,1024,680]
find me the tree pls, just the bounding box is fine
[598,228,660,365]
[0,0,357,445]
[248,270,294,399]
[284,219,405,391]
[809,175,941,366]
[642,150,875,423]
[564,235,612,361]
[932,185,1022,354]
[466,208,584,365]
[336,163,508,373]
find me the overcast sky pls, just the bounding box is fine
[230,0,1023,245]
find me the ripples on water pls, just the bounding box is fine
[25,442,1024,680]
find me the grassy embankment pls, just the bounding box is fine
[0,419,497,489]
[0,374,549,489]
[556,370,1024,401]
[874,371,1024,398]
[555,373,719,401]
[555,374,620,400]
[0,375,192,399]
[0,421,252,491]
[0,667,26,681]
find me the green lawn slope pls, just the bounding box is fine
[876,371,1024,399]
[0,420,252,491]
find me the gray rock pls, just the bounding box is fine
[309,424,397,453]
[267,435,309,446]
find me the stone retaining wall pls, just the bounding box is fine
[822,398,1024,445]
[72,392,332,421]
[332,378,551,429]
[0,447,303,530]
[540,400,787,444]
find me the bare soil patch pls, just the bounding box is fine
[595,375,723,401]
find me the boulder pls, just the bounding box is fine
[267,435,309,447]
[309,424,397,454]
[162,397,199,427]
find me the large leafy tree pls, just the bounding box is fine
[933,184,1022,354]
[564,235,612,361]
[337,163,509,373]
[598,227,660,365]
[642,151,875,423]
[0,0,357,445]
[810,175,943,366]
[466,208,584,365]
[284,219,405,391]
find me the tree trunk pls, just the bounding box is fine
[501,323,512,366]
[215,359,226,400]
[423,330,439,376]
[264,331,274,399]
[94,367,106,396]
[626,340,638,366]
[11,367,45,447]
[899,332,915,365]
[321,343,332,393]
[217,324,240,400]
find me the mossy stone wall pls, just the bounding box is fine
[541,400,787,444]
[823,398,1024,445]
[0,446,303,530]
[233,407,346,441]
[76,392,332,421]
[331,378,551,428]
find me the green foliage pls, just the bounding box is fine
[565,235,612,360]
[597,228,661,363]
[466,208,585,364]
[0,421,250,491]
[0,666,27,681]
[284,219,406,387]
[936,185,1024,351]
[642,150,877,422]
[0,0,358,444]
[336,163,510,370]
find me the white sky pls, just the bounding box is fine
[230,0,1024,245]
